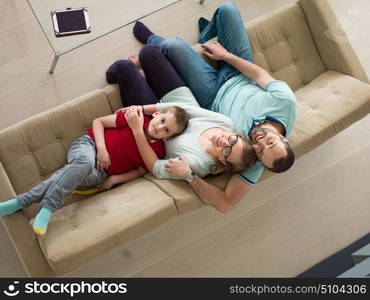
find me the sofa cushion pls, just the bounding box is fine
[35,178,178,275]
[247,3,326,91]
[144,173,232,215]
[290,71,370,156]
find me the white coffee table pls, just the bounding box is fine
[27,0,180,73]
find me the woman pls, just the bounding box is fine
[106,44,256,181]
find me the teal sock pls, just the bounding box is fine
[33,207,53,235]
[0,198,22,216]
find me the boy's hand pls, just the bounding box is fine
[201,41,230,61]
[115,105,143,114]
[126,108,144,133]
[98,176,116,191]
[165,155,192,179]
[96,148,111,171]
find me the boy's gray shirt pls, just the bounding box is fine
[154,87,233,179]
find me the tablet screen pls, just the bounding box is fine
[56,10,87,32]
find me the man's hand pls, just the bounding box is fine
[201,41,230,61]
[125,107,144,133]
[165,155,192,179]
[115,105,143,114]
[98,176,116,191]
[96,147,111,171]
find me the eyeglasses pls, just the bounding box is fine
[222,135,239,159]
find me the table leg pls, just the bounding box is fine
[199,0,205,4]
[49,54,60,74]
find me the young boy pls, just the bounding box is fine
[0,106,188,235]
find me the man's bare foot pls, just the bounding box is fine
[128,54,141,69]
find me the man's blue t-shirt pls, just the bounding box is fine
[211,74,297,185]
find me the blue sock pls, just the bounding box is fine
[33,207,53,235]
[0,199,22,216]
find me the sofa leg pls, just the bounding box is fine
[1,213,56,277]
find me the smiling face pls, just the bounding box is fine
[250,126,288,169]
[211,129,246,167]
[147,110,179,140]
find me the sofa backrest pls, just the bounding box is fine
[246,3,326,91]
[0,90,114,218]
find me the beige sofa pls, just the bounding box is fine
[1,0,370,277]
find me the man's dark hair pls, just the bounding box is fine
[266,142,295,173]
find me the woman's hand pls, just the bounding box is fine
[115,105,143,114]
[96,147,111,171]
[201,41,230,61]
[125,107,144,133]
[165,155,192,179]
[98,176,116,191]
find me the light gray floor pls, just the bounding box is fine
[0,0,369,277]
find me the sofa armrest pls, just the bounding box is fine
[0,161,54,277]
[102,85,123,113]
[299,0,369,83]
